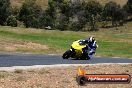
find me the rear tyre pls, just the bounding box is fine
[62,50,72,59]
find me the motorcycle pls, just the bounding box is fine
[62,40,90,60]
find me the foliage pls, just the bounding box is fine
[39,12,54,29]
[18,0,42,28]
[102,1,126,27]
[47,0,56,18]
[123,0,132,16]
[0,0,130,31]
[85,0,102,31]
[0,0,11,25]
[55,14,69,31]
[6,15,17,27]
[59,0,71,17]
[11,6,20,18]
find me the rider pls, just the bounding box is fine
[80,36,97,59]
[87,36,97,59]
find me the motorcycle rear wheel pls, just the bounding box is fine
[62,50,72,59]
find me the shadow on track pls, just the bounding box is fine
[65,58,90,60]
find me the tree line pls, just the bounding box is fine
[0,0,132,31]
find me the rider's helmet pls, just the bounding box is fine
[89,36,95,43]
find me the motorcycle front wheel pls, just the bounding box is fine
[82,53,90,60]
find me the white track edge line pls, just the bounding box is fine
[0,63,132,71]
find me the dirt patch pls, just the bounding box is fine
[14,41,49,50]
[0,64,132,88]
[96,0,127,6]
[0,39,49,52]
[0,38,62,54]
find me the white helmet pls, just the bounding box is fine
[89,36,95,42]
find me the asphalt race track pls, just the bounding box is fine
[0,53,132,67]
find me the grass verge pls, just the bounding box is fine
[0,23,132,58]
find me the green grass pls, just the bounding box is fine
[0,24,132,58]
[97,41,132,57]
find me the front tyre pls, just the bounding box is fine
[62,50,72,59]
[82,53,90,60]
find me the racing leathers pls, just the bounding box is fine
[80,39,97,59]
[87,40,97,59]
